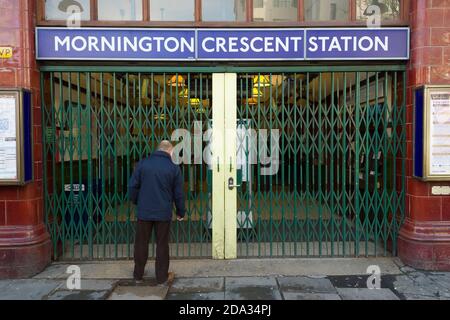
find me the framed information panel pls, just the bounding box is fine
[0,89,33,185]
[414,85,450,181]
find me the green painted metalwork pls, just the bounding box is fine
[41,71,213,260]
[41,67,406,260]
[235,71,406,257]
[40,65,407,73]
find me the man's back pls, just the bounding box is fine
[128,150,185,222]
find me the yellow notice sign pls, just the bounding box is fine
[0,47,13,59]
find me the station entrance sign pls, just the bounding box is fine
[36,27,410,61]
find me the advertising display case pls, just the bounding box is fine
[414,85,450,181]
[0,89,33,185]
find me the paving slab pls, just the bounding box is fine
[116,278,158,286]
[328,275,370,289]
[226,277,279,288]
[46,290,110,300]
[57,279,117,292]
[337,288,400,300]
[393,275,442,298]
[34,261,135,280]
[0,280,62,300]
[33,258,401,279]
[108,285,169,300]
[283,292,341,300]
[170,277,224,294]
[225,277,282,300]
[278,276,336,294]
[167,292,226,300]
[403,294,441,300]
[430,272,450,277]
[426,274,450,297]
[32,264,69,279]
[328,275,399,292]
[392,257,406,269]
[399,266,417,274]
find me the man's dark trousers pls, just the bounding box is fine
[133,219,171,284]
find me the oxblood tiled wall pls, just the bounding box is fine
[0,0,50,278]
[0,0,43,228]
[406,0,450,222]
[398,0,450,270]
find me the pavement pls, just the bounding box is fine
[1,258,450,300]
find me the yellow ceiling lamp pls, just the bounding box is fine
[154,113,167,121]
[168,75,186,87]
[247,97,259,106]
[252,87,263,98]
[187,97,208,114]
[253,75,271,88]
[178,88,204,113]
[178,88,189,98]
[190,98,201,106]
[251,75,270,99]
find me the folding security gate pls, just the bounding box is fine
[41,69,214,260]
[40,66,406,260]
[231,69,406,258]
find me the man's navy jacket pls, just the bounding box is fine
[128,151,186,222]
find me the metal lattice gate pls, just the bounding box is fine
[41,70,214,260]
[41,67,406,260]
[235,71,406,258]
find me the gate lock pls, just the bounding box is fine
[228,177,241,190]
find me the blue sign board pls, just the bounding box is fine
[36,28,196,61]
[36,27,410,61]
[306,28,409,60]
[197,29,305,60]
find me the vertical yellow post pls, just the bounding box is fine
[224,73,237,259]
[212,73,225,259]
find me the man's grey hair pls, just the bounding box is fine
[158,140,174,153]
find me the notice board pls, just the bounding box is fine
[0,89,33,185]
[414,85,450,181]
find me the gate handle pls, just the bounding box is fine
[228,177,241,190]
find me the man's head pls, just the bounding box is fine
[157,140,174,157]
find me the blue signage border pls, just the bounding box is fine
[36,27,410,62]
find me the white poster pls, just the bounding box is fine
[429,92,450,175]
[0,96,17,180]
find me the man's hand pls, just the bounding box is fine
[177,216,184,222]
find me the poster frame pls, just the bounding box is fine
[414,85,450,181]
[0,89,33,185]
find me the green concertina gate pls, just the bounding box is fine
[40,66,406,260]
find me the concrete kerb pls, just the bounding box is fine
[34,258,403,280]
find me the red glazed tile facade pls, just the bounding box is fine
[398,0,450,271]
[0,0,51,279]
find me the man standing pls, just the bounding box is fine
[129,141,185,285]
